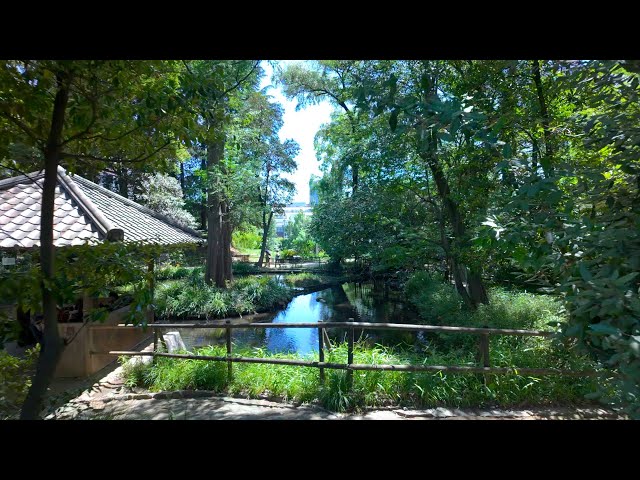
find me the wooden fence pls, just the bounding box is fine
[110,320,596,387]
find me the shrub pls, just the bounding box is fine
[154,275,293,319]
[0,346,39,419]
[280,249,297,260]
[284,273,324,288]
[232,262,261,275]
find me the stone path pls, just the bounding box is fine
[45,359,626,420]
[49,392,624,420]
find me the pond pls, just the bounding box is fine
[169,281,428,355]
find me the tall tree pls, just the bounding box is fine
[0,60,182,419]
[238,93,299,267]
[278,61,361,193]
[179,60,260,287]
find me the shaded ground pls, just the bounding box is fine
[50,393,625,420]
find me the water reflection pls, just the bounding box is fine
[174,282,424,354]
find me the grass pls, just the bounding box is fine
[284,272,351,289]
[283,273,325,288]
[237,248,261,257]
[121,269,604,412]
[156,262,261,280]
[156,265,204,281]
[122,338,600,412]
[154,275,293,319]
[404,271,567,348]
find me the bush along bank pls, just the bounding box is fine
[154,275,294,320]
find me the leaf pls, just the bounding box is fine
[614,272,639,286]
[588,323,620,336]
[579,263,592,281]
[564,323,582,337]
[502,144,512,158]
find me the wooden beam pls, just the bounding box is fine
[118,321,552,337]
[108,351,597,376]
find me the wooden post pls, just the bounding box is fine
[323,328,332,352]
[478,326,490,385]
[226,320,232,382]
[318,325,325,384]
[347,317,354,389]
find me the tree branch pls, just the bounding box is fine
[60,97,98,146]
[222,61,260,97]
[61,140,172,164]
[0,163,44,191]
[1,112,43,145]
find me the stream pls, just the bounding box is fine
[170,281,427,355]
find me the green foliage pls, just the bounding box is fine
[138,173,197,229]
[474,61,640,416]
[281,211,316,258]
[283,273,324,288]
[154,275,293,319]
[231,262,262,275]
[156,265,204,282]
[123,339,598,412]
[280,249,298,260]
[279,59,639,414]
[232,225,262,251]
[0,60,185,180]
[404,271,578,366]
[405,271,466,324]
[0,346,39,419]
[120,357,153,389]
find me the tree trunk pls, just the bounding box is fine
[205,133,229,288]
[419,121,488,309]
[532,60,553,174]
[20,72,70,420]
[450,258,473,308]
[200,156,207,230]
[206,195,222,286]
[352,164,359,194]
[257,211,273,267]
[222,200,233,282]
[467,269,489,305]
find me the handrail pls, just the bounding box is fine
[109,320,594,385]
[110,351,597,377]
[117,321,553,337]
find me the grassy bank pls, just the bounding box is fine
[156,262,261,281]
[155,275,293,319]
[122,340,600,412]
[283,273,350,289]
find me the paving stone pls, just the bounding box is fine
[89,400,106,410]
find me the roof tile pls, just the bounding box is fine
[1,169,201,249]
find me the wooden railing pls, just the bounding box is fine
[110,320,596,387]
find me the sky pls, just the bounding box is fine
[259,61,334,203]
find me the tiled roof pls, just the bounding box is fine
[0,167,202,249]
